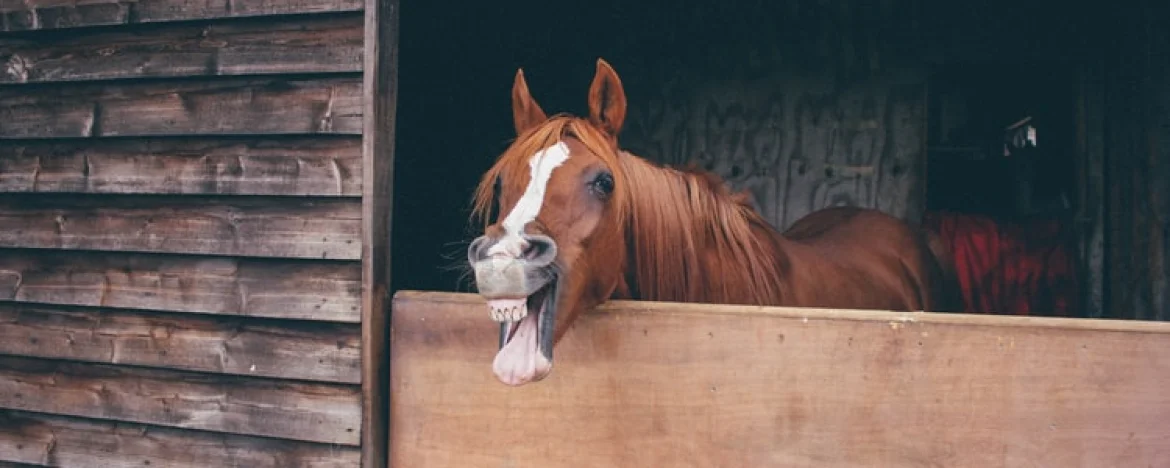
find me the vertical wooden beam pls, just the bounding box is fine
[1151,7,1170,321]
[1103,4,1169,321]
[361,0,399,464]
[1074,60,1106,318]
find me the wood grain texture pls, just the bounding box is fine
[616,3,930,230]
[1105,9,1170,321]
[0,77,362,138]
[0,303,361,383]
[1075,62,1106,318]
[0,0,362,31]
[0,250,361,322]
[0,410,360,467]
[0,195,362,259]
[0,356,361,446]
[390,291,1170,468]
[623,73,928,230]
[1150,18,1170,322]
[360,0,397,464]
[0,14,362,84]
[0,137,362,196]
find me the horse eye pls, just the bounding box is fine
[491,175,502,215]
[589,172,614,198]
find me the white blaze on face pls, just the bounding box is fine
[483,140,569,385]
[487,140,571,258]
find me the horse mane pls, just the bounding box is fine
[617,155,788,305]
[471,115,787,306]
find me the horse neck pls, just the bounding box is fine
[615,153,791,306]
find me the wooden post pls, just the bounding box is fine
[361,0,399,464]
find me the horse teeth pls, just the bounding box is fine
[487,299,527,323]
[511,303,528,321]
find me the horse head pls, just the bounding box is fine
[466,59,633,386]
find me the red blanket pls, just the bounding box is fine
[923,211,1080,317]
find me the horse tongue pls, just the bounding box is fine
[492,312,551,386]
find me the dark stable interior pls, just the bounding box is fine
[923,64,1083,317]
[392,0,1095,317]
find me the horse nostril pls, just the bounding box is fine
[522,239,547,260]
[522,235,557,265]
[467,236,490,263]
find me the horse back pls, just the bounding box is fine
[781,206,961,312]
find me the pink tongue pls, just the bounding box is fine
[492,312,552,386]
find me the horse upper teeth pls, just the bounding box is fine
[509,304,528,321]
[488,301,528,323]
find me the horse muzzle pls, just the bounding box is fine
[467,234,561,386]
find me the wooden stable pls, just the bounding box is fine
[0,1,1166,467]
[0,0,397,465]
[391,291,1170,467]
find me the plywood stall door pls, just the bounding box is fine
[391,292,1170,468]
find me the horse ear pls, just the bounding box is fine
[587,58,627,137]
[512,68,547,136]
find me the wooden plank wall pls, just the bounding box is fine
[0,0,390,465]
[618,1,930,230]
[390,291,1170,467]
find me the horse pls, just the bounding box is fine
[466,58,959,386]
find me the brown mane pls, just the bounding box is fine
[618,155,787,305]
[471,114,788,307]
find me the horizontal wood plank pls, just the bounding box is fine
[0,0,363,32]
[0,356,361,446]
[0,15,362,84]
[391,291,1170,468]
[0,250,361,322]
[0,195,362,259]
[0,137,362,196]
[0,303,361,383]
[0,77,361,138]
[0,410,360,467]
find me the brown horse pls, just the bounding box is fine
[467,58,958,386]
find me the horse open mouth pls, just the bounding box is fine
[487,278,557,386]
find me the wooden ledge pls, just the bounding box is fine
[392,290,1170,335]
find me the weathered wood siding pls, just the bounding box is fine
[0,0,379,465]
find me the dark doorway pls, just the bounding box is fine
[922,62,1084,317]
